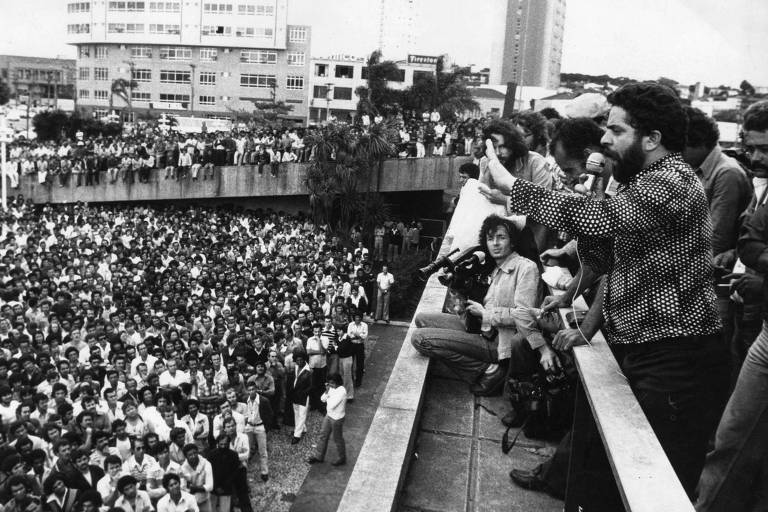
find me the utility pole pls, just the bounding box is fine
[0,116,11,211]
[189,63,196,114]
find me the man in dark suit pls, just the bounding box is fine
[69,448,105,491]
[290,351,312,445]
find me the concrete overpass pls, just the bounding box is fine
[12,156,472,205]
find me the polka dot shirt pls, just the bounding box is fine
[507,153,722,344]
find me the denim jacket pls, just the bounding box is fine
[481,252,545,359]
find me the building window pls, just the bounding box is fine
[131,47,152,59]
[286,76,304,90]
[333,87,352,100]
[312,85,328,99]
[67,2,91,13]
[160,70,191,84]
[335,65,354,79]
[203,3,233,14]
[199,72,216,86]
[95,46,109,60]
[94,67,109,81]
[94,90,109,100]
[255,4,274,15]
[237,4,254,15]
[235,27,254,37]
[132,91,151,102]
[108,1,145,11]
[78,68,90,80]
[132,69,151,82]
[288,27,307,42]
[150,24,180,35]
[199,95,216,105]
[239,50,276,64]
[108,23,144,33]
[199,48,218,61]
[201,25,232,36]
[78,90,90,99]
[413,70,433,82]
[159,47,191,60]
[149,1,179,12]
[159,93,190,102]
[240,74,275,88]
[314,64,327,77]
[287,52,305,66]
[67,24,90,34]
[78,46,91,58]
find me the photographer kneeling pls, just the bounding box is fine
[411,214,558,396]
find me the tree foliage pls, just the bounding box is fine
[356,50,403,117]
[33,110,121,142]
[401,57,478,121]
[109,78,138,111]
[559,72,635,87]
[0,78,10,106]
[304,120,397,230]
[740,80,756,97]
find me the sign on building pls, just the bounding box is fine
[407,54,439,65]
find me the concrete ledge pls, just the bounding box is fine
[336,235,454,512]
[13,156,471,204]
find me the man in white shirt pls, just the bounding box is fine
[307,373,347,466]
[157,473,199,512]
[375,265,395,323]
[180,445,213,512]
[159,360,190,389]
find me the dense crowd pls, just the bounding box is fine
[1,114,499,189]
[0,199,414,512]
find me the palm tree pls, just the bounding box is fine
[109,78,138,121]
[355,50,403,118]
[403,57,479,121]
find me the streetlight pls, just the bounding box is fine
[189,63,196,114]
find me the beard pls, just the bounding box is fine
[605,137,645,184]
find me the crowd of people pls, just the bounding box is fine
[1,113,497,190]
[416,83,767,512]
[0,198,418,512]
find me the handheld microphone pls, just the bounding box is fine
[585,152,605,175]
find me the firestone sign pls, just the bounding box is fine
[407,54,439,65]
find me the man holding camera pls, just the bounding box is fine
[411,214,554,396]
[483,82,728,500]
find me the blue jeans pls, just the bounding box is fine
[411,312,498,384]
[696,322,768,512]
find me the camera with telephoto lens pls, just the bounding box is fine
[416,245,495,333]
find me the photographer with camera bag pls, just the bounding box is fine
[411,214,555,396]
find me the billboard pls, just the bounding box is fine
[407,54,439,65]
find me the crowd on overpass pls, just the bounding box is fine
[1,113,502,189]
[0,196,423,512]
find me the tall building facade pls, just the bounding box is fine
[490,0,565,89]
[378,0,417,60]
[0,55,76,104]
[66,0,310,122]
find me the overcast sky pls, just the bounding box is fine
[2,0,766,87]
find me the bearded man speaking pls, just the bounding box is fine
[481,82,728,501]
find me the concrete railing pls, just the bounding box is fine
[339,216,694,511]
[10,156,472,204]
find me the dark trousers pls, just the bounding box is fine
[567,334,729,510]
[352,343,365,387]
[310,367,328,412]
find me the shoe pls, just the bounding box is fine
[307,457,323,464]
[291,436,302,445]
[261,474,269,482]
[471,366,505,396]
[509,465,546,491]
[331,458,346,466]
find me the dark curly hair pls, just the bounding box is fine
[550,117,604,161]
[684,106,719,150]
[513,111,550,152]
[478,215,541,269]
[743,100,768,133]
[482,120,529,164]
[607,82,687,152]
